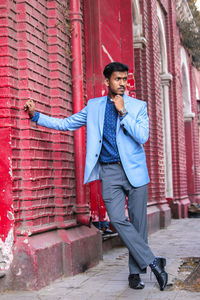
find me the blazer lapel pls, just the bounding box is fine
[99,96,107,137]
[116,116,120,134]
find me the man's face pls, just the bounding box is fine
[105,71,128,96]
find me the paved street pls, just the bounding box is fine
[0,218,200,300]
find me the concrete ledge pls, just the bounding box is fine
[0,225,102,291]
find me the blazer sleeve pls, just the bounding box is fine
[120,102,149,144]
[36,106,88,131]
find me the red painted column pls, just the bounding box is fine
[69,0,91,226]
[84,0,135,223]
[83,0,105,223]
[119,0,135,97]
[0,128,14,242]
[0,0,15,271]
[184,121,195,201]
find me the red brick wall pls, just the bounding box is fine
[190,66,200,199]
[134,0,166,205]
[3,0,77,235]
[0,0,18,241]
[168,0,190,201]
[1,0,200,241]
[134,0,200,213]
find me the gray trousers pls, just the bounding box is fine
[99,163,155,274]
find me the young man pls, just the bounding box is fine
[24,62,168,291]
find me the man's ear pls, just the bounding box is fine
[104,78,109,87]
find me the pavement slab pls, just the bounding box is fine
[0,218,199,299]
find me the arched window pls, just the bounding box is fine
[181,47,195,121]
[132,0,147,48]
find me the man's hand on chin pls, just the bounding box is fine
[112,95,126,116]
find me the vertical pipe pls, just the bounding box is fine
[69,0,91,226]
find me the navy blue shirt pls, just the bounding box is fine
[99,97,120,163]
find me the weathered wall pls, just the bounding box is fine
[134,0,200,223]
[134,0,171,230]
[12,0,77,235]
[0,0,102,290]
[84,0,135,222]
[190,66,200,202]
[0,0,17,270]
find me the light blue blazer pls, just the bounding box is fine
[36,94,150,187]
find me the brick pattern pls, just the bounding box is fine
[0,0,18,240]
[0,0,18,127]
[190,66,200,198]
[134,0,200,210]
[134,0,166,205]
[167,0,188,200]
[4,0,77,234]
[1,0,200,238]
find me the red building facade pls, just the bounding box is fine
[0,0,200,290]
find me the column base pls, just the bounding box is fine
[147,202,171,233]
[167,196,190,218]
[180,197,190,218]
[147,205,161,234]
[159,203,171,228]
[0,225,102,291]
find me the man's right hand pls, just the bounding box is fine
[24,99,35,118]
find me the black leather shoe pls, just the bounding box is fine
[128,274,145,289]
[152,257,168,291]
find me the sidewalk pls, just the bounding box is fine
[0,218,200,300]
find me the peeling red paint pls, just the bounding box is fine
[0,127,14,242]
[84,0,134,222]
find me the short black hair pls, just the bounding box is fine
[103,62,129,79]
